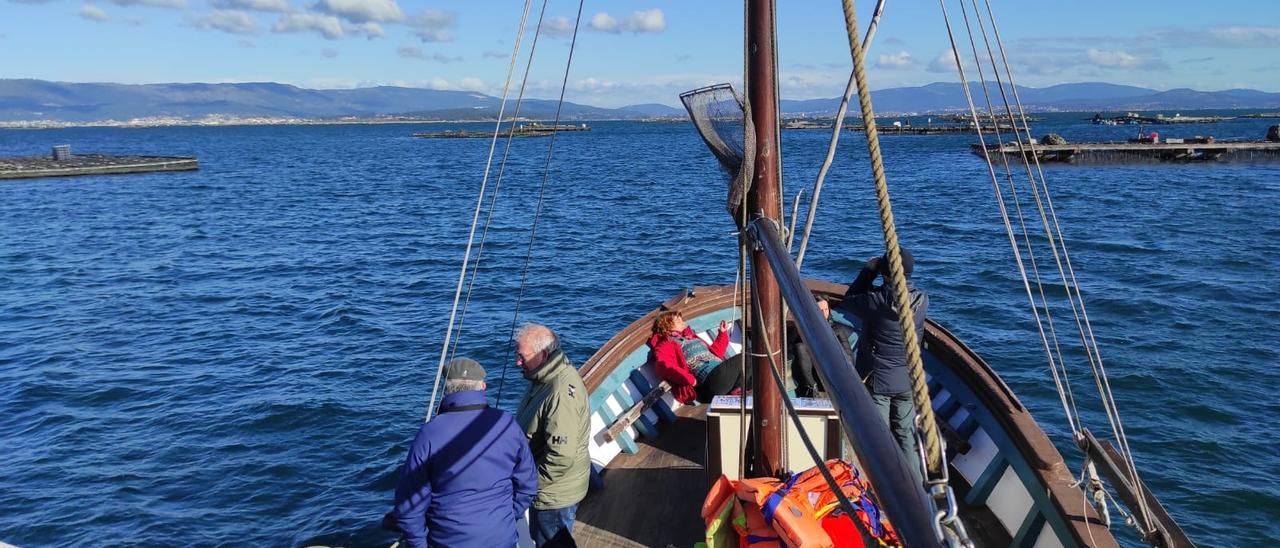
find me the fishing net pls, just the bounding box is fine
[681,84,755,219]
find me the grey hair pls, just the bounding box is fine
[443,379,486,395]
[514,323,558,354]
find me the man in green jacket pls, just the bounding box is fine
[513,323,590,547]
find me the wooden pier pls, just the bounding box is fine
[0,153,198,180]
[972,140,1280,164]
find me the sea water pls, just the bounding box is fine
[1,114,1276,545]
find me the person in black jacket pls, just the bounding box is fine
[790,297,857,398]
[840,248,927,481]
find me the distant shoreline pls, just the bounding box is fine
[2,108,1276,130]
[0,116,689,130]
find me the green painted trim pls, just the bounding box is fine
[1011,507,1047,548]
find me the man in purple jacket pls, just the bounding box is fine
[388,357,538,548]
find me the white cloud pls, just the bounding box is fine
[1086,48,1168,70]
[313,0,403,23]
[109,0,185,8]
[482,50,507,60]
[409,9,455,42]
[396,44,461,63]
[422,77,486,92]
[191,9,259,34]
[927,50,959,73]
[320,48,338,58]
[210,0,288,13]
[587,9,665,34]
[588,13,616,32]
[79,3,108,21]
[348,22,384,39]
[273,11,342,39]
[1086,48,1140,68]
[539,15,575,38]
[1204,25,1280,47]
[876,51,914,69]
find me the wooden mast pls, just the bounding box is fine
[746,0,784,477]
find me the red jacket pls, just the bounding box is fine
[647,326,730,404]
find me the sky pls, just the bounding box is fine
[2,0,1278,107]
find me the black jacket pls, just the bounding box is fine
[841,266,928,395]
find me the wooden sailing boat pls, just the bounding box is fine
[553,2,1191,547]
[427,0,1193,546]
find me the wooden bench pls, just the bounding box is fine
[602,381,672,443]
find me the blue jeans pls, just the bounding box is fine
[529,504,577,547]
[872,391,923,485]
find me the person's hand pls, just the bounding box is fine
[867,256,881,270]
[719,320,729,333]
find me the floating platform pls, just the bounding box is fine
[1089,112,1229,125]
[972,140,1280,164]
[0,153,198,180]
[413,122,591,139]
[848,123,1017,134]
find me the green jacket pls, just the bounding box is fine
[515,349,591,510]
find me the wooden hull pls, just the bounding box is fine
[574,283,1116,547]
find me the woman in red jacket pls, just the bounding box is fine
[646,310,747,404]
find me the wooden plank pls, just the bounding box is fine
[1080,428,1194,548]
[602,381,670,443]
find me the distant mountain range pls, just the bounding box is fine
[1,79,1278,123]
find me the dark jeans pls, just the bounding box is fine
[872,391,923,484]
[696,354,750,404]
[529,504,578,547]
[791,342,823,398]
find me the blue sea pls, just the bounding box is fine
[1,113,1277,546]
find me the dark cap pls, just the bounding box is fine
[444,357,486,382]
[879,248,915,278]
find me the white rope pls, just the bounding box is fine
[498,0,588,404]
[794,0,887,270]
[425,0,535,421]
[970,0,1152,527]
[449,0,554,366]
[951,0,1084,435]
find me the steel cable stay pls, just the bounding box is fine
[970,1,1153,529]
[447,0,557,370]
[939,0,1156,537]
[794,0,887,271]
[960,0,1152,530]
[950,0,1084,435]
[496,0,587,403]
[425,0,536,422]
[837,0,947,489]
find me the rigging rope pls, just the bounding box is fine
[837,0,943,476]
[425,0,535,421]
[969,0,1153,528]
[940,0,1154,531]
[948,0,1083,436]
[749,278,880,548]
[794,0,887,270]
[449,0,553,369]
[497,0,588,403]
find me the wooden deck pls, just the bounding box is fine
[574,405,709,547]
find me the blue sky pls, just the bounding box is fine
[2,0,1278,107]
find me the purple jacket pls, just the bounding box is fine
[390,390,537,548]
